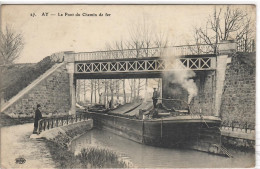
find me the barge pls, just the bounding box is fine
[86,101,231,157]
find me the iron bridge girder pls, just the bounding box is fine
[74,57,216,74]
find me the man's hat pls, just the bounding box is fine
[37,104,41,108]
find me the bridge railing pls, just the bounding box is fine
[66,40,254,62]
[37,113,89,134]
[72,44,215,61]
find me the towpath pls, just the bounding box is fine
[1,123,56,168]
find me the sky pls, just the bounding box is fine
[1,4,256,63]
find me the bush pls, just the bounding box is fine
[76,147,128,168]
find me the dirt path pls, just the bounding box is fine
[1,123,56,168]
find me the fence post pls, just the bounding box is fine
[245,122,248,133]
[56,118,58,127]
[61,117,63,126]
[75,115,78,122]
[232,121,234,131]
[43,120,46,131]
[67,116,69,125]
[47,119,49,130]
[80,114,82,121]
[51,118,54,128]
[37,120,42,134]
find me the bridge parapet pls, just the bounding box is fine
[69,44,217,62]
[64,41,238,74]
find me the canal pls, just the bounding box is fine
[70,129,255,168]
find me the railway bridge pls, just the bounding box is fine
[61,40,236,116]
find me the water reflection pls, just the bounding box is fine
[70,129,255,168]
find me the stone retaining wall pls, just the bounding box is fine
[221,135,255,149]
[3,64,71,117]
[40,119,93,149]
[221,128,255,149]
[220,52,255,125]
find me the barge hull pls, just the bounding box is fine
[89,112,223,154]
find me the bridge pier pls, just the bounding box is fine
[65,53,76,115]
[214,41,236,117]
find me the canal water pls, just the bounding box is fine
[70,129,255,168]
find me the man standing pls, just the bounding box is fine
[33,104,42,134]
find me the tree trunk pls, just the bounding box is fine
[110,80,114,109]
[104,80,107,107]
[91,80,93,104]
[83,80,86,102]
[144,78,148,102]
[158,79,162,98]
[94,80,97,103]
[76,80,80,102]
[98,79,101,103]
[116,80,120,100]
[137,79,140,100]
[133,79,136,101]
[123,79,126,104]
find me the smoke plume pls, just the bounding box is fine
[163,48,198,104]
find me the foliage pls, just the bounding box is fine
[45,139,128,168]
[0,113,33,127]
[77,147,128,168]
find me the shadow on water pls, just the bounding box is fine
[70,129,255,168]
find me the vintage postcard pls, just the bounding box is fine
[0,4,256,168]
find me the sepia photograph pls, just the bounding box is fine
[0,4,256,168]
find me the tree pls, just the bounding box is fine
[192,6,255,54]
[103,17,169,103]
[0,26,24,65]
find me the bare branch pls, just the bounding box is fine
[0,26,24,65]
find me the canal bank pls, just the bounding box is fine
[39,119,93,149]
[38,119,131,168]
[1,123,56,168]
[221,128,255,150]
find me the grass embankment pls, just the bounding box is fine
[45,140,128,168]
[0,113,33,127]
[1,56,55,101]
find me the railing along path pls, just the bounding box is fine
[37,114,89,134]
[221,120,255,134]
